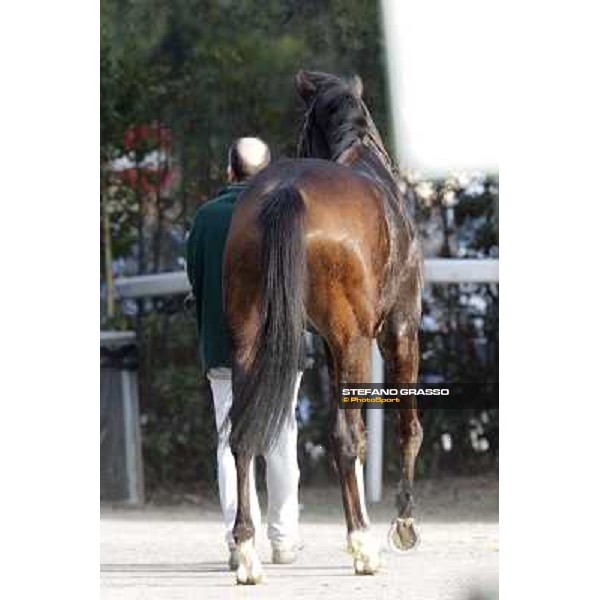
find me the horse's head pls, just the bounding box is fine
[296,70,369,160]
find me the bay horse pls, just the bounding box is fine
[223,70,423,584]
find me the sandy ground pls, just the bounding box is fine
[101,477,498,600]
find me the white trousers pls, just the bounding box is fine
[207,368,301,550]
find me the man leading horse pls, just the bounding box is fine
[186,137,303,573]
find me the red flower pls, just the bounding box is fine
[120,122,176,194]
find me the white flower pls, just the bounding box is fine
[468,295,487,313]
[441,189,458,207]
[457,170,472,188]
[415,181,436,207]
[421,314,439,332]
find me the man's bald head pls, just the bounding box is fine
[227,137,271,182]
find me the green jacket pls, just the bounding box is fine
[186,183,246,372]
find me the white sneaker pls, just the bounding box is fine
[271,540,303,564]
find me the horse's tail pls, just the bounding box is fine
[229,185,306,456]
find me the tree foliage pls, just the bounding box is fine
[101,0,389,237]
[100,1,499,494]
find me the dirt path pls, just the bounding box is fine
[101,477,498,600]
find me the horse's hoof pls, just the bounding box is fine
[236,561,264,585]
[348,530,381,575]
[236,570,264,585]
[354,557,379,575]
[387,517,421,553]
[235,540,265,585]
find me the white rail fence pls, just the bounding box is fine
[114,259,498,299]
[113,258,498,503]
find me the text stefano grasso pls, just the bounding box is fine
[342,388,450,396]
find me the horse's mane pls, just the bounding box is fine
[297,73,398,181]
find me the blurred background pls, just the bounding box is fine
[100,0,498,503]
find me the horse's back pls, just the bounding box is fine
[234,158,387,239]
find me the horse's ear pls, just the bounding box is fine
[296,70,317,102]
[350,74,363,98]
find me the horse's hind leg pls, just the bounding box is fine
[327,335,381,575]
[378,313,423,552]
[229,302,264,584]
[231,449,263,584]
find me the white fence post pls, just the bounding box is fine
[100,331,144,506]
[366,342,385,503]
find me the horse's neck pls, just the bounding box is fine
[336,141,417,290]
[338,143,399,200]
[338,142,416,249]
